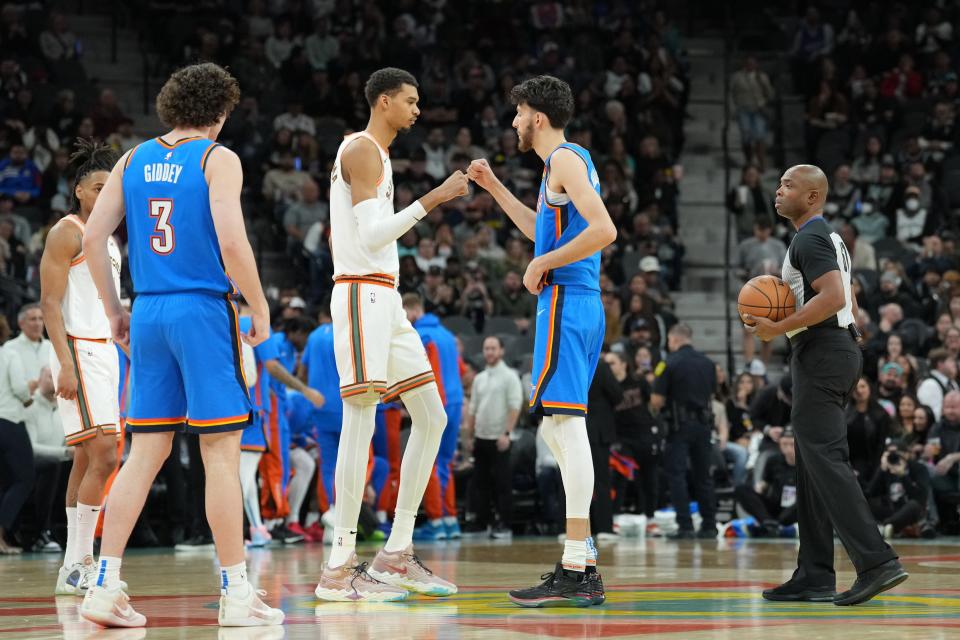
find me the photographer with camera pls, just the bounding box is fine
[866,444,929,539]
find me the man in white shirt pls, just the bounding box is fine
[464,336,523,538]
[0,341,34,554]
[24,366,70,552]
[918,348,959,421]
[6,303,51,389]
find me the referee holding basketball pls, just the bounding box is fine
[745,164,907,606]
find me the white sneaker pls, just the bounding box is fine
[320,507,336,530]
[55,563,84,595]
[218,584,285,627]
[76,555,128,592]
[80,585,146,627]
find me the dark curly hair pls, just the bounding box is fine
[155,62,240,129]
[69,138,118,213]
[510,75,574,130]
[364,67,418,107]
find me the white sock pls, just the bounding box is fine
[443,516,457,526]
[76,503,101,562]
[64,506,78,567]
[387,387,446,552]
[429,518,443,527]
[562,539,587,573]
[385,509,416,552]
[376,510,387,523]
[586,536,598,568]
[220,561,249,596]
[305,511,320,527]
[332,401,377,562]
[95,556,122,590]
[327,528,357,568]
[286,448,315,525]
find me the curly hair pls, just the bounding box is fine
[364,67,418,107]
[155,62,240,129]
[69,138,118,213]
[510,75,574,130]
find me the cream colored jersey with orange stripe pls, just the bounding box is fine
[329,132,398,278]
[61,215,122,340]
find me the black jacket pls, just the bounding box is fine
[586,360,624,445]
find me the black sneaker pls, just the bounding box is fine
[834,559,908,606]
[585,566,605,605]
[32,529,61,553]
[667,529,695,540]
[271,524,304,544]
[762,580,836,602]
[508,563,592,608]
[174,534,215,551]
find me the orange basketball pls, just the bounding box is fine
[738,275,796,325]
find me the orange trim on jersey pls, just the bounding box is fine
[65,424,118,446]
[200,142,221,171]
[68,338,96,432]
[155,135,203,149]
[341,133,386,185]
[188,414,250,427]
[68,335,110,344]
[334,274,396,288]
[340,384,388,399]
[126,416,187,426]
[64,214,85,229]
[356,284,368,383]
[552,205,563,240]
[228,299,249,389]
[530,286,560,404]
[540,401,588,412]
[382,371,436,403]
[69,255,86,267]
[123,144,141,170]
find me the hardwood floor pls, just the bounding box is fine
[4,535,960,639]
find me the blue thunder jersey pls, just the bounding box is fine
[267,332,297,402]
[413,313,463,405]
[122,137,231,295]
[535,143,602,291]
[302,323,343,420]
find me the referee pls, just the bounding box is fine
[744,164,907,606]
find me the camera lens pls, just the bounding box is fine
[888,452,901,465]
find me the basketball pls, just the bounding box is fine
[738,275,796,325]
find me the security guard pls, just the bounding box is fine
[651,323,718,539]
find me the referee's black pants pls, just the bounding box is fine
[790,328,896,586]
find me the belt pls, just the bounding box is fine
[333,273,397,289]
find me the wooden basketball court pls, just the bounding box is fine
[4,536,960,639]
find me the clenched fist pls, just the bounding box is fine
[467,158,497,191]
[437,170,469,202]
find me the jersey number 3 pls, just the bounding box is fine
[149,199,175,255]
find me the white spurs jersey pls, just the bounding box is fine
[329,132,398,278]
[60,215,122,339]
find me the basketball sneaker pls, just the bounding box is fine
[444,520,462,540]
[314,553,408,602]
[218,584,285,626]
[585,567,605,605]
[368,545,457,596]
[55,563,85,595]
[246,525,272,548]
[412,521,447,542]
[80,585,146,627]
[287,522,314,542]
[508,563,593,608]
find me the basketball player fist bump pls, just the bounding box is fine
[438,170,469,201]
[467,159,497,190]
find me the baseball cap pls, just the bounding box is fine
[748,359,767,377]
[639,256,660,273]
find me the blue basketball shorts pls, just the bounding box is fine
[529,285,605,417]
[126,293,252,435]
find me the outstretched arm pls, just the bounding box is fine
[344,138,467,253]
[467,158,536,240]
[522,149,617,293]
